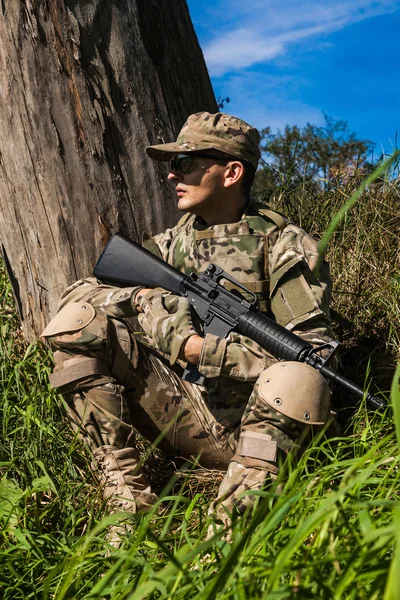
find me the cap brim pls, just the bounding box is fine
[146,142,215,161]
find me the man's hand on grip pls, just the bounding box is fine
[137,289,199,364]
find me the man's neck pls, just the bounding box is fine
[194,197,249,227]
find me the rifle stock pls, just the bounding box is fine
[94,233,184,293]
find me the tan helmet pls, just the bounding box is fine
[257,361,330,425]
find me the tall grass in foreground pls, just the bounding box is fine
[1,177,400,598]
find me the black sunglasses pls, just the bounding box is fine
[169,153,229,174]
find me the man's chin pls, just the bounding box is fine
[177,198,204,217]
[177,198,192,211]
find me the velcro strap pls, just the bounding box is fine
[194,221,250,240]
[49,358,111,389]
[235,431,278,462]
[142,233,163,259]
[262,208,287,232]
[224,280,269,294]
[176,212,192,230]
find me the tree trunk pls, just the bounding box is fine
[0,0,217,340]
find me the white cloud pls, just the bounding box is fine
[202,0,399,76]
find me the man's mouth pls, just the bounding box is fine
[176,187,185,197]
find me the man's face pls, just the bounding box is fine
[167,154,228,221]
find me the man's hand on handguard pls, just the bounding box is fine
[135,289,203,365]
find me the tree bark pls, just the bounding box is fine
[0,0,217,340]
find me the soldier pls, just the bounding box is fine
[42,112,335,537]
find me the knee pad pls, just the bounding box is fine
[41,302,106,351]
[42,303,137,389]
[42,304,113,390]
[257,361,330,425]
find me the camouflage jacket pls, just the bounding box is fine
[151,200,334,389]
[55,200,334,404]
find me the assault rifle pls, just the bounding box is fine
[94,233,386,411]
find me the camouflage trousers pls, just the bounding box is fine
[48,310,308,531]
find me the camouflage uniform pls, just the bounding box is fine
[42,112,335,534]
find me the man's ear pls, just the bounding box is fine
[223,161,245,188]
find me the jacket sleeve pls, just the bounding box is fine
[197,332,276,382]
[56,277,144,320]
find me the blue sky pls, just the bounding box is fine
[186,0,399,156]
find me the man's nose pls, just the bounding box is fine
[167,170,183,181]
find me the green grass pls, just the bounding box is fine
[1,174,400,598]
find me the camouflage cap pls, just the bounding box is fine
[146,112,261,169]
